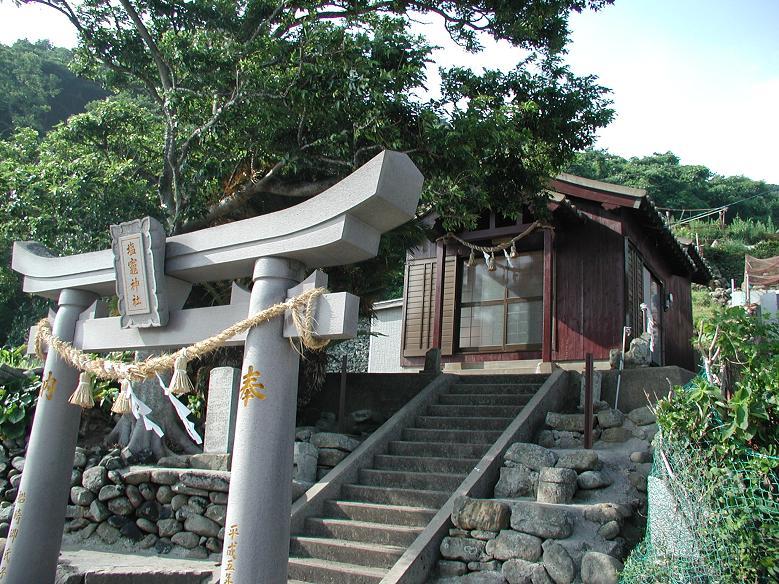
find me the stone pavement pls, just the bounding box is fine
[57,545,219,584]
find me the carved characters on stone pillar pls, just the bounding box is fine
[223,523,239,583]
[240,366,266,406]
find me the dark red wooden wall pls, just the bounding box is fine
[553,220,625,361]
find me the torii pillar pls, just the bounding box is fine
[6,150,423,584]
[0,289,97,583]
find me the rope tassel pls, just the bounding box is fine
[112,380,132,414]
[169,353,194,396]
[69,372,95,409]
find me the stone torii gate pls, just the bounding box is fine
[1,151,423,584]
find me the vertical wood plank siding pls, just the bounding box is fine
[553,221,625,361]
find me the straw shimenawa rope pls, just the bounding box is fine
[34,287,330,383]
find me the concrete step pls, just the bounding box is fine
[415,415,514,431]
[427,403,524,417]
[438,393,532,406]
[387,440,491,458]
[287,557,386,584]
[305,517,423,547]
[359,468,465,491]
[402,427,504,444]
[341,483,450,508]
[453,374,548,384]
[448,383,541,394]
[373,454,479,474]
[324,500,437,527]
[289,536,404,569]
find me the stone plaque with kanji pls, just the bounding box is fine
[110,216,169,328]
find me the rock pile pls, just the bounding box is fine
[437,496,627,584]
[295,428,361,481]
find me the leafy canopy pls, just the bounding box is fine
[15,0,613,232]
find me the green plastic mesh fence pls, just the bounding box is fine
[620,420,779,583]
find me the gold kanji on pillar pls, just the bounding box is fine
[240,366,266,406]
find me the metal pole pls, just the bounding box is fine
[615,326,630,412]
[220,257,304,584]
[0,289,97,584]
[584,353,593,449]
[337,355,348,434]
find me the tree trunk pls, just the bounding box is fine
[105,353,201,461]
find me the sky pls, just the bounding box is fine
[1,0,778,184]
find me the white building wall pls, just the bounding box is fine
[368,299,407,373]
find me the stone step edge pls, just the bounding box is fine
[373,454,481,465]
[342,483,452,498]
[306,517,425,533]
[360,468,467,480]
[287,556,388,578]
[290,535,406,554]
[326,500,440,515]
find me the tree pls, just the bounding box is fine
[567,149,779,224]
[7,0,614,455]
[0,40,106,136]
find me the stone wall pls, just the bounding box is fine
[0,427,362,560]
[325,317,370,373]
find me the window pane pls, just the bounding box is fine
[506,300,543,345]
[506,251,543,298]
[461,261,505,302]
[460,305,504,347]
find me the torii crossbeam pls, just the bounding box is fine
[1,151,423,584]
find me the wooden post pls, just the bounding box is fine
[431,239,445,350]
[584,353,594,449]
[542,229,555,362]
[337,355,348,433]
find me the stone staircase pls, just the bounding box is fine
[287,374,548,583]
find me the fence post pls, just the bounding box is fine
[584,353,593,449]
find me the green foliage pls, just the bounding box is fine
[0,40,106,136]
[648,309,779,582]
[568,150,779,225]
[0,346,42,440]
[1,1,615,342]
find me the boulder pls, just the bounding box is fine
[82,466,108,493]
[554,450,599,472]
[88,500,110,523]
[494,466,538,498]
[536,468,577,504]
[438,560,468,577]
[317,448,349,467]
[310,432,360,452]
[580,552,623,584]
[510,504,572,539]
[172,531,200,549]
[97,485,124,502]
[70,486,95,506]
[158,518,183,538]
[184,515,221,538]
[577,471,612,490]
[439,536,487,562]
[461,571,509,584]
[595,409,624,429]
[107,497,134,516]
[485,530,542,562]
[584,503,631,525]
[126,485,143,508]
[545,413,585,433]
[504,443,556,471]
[452,497,510,531]
[627,406,656,426]
[542,539,574,584]
[600,427,632,443]
[597,521,620,540]
[293,441,319,483]
[502,558,552,584]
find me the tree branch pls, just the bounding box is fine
[116,0,175,92]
